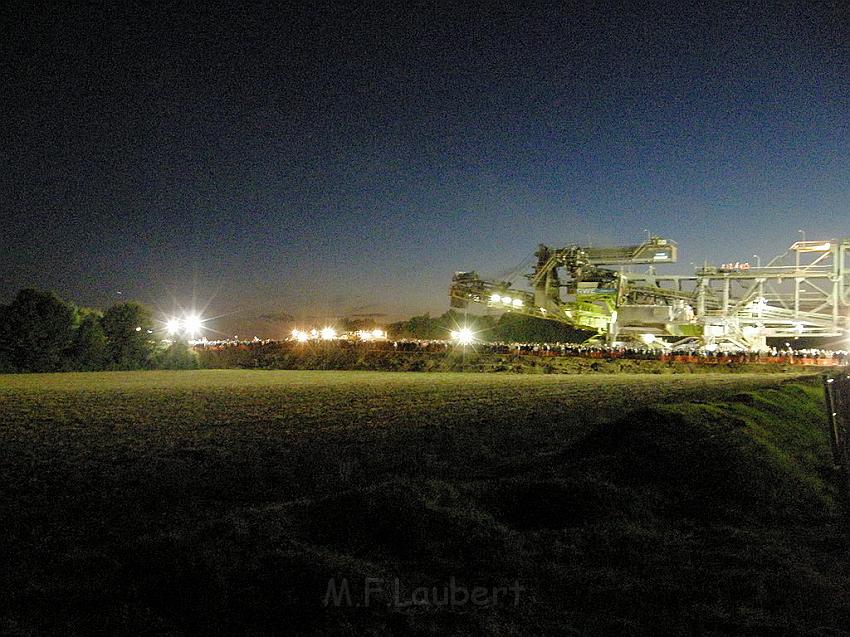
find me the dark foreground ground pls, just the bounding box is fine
[0,370,848,635]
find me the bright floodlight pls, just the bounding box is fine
[320,327,337,340]
[292,329,309,343]
[166,318,182,336]
[183,314,203,338]
[371,328,384,339]
[490,293,500,303]
[511,298,523,307]
[453,327,475,345]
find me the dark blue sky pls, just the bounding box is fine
[2,2,848,335]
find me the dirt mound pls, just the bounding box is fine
[306,480,517,572]
[565,398,833,522]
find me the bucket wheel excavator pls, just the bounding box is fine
[450,236,850,350]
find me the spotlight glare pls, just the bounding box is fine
[320,327,337,340]
[183,314,203,337]
[166,318,181,335]
[453,327,475,346]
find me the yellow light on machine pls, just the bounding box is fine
[488,293,523,307]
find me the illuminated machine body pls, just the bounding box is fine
[450,237,850,350]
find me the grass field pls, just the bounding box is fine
[1,370,847,635]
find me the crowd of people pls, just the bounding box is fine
[195,337,849,366]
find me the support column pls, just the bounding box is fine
[795,247,801,318]
[833,243,840,331]
[696,277,706,317]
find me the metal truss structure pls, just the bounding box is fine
[450,237,850,350]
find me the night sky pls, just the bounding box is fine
[3,2,849,336]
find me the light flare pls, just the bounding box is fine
[183,314,203,338]
[451,327,475,346]
[166,318,182,335]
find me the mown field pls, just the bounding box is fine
[1,370,848,635]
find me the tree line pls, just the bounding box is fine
[0,289,591,374]
[0,289,196,373]
[386,309,592,343]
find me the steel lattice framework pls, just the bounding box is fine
[450,237,850,350]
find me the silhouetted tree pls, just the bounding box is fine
[0,289,76,372]
[338,317,379,332]
[388,308,592,343]
[491,313,592,343]
[68,309,108,370]
[153,341,198,369]
[388,310,497,340]
[388,313,444,339]
[101,302,154,369]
